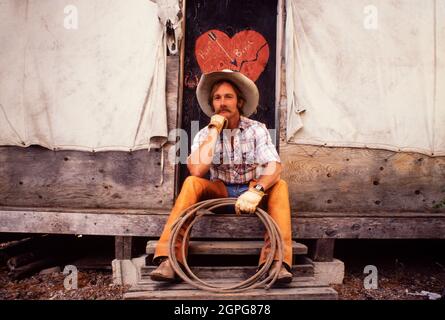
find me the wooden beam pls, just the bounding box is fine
[146,240,308,256]
[275,0,285,149]
[115,236,133,260]
[124,285,337,300]
[1,208,445,239]
[310,239,335,262]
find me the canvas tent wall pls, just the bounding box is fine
[286,0,445,157]
[0,0,169,152]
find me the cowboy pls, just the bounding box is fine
[150,69,293,283]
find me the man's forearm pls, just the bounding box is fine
[187,128,219,177]
[256,161,282,191]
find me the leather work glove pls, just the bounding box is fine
[235,188,265,215]
[208,114,228,134]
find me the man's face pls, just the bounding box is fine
[211,82,241,120]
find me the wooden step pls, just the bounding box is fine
[141,263,314,278]
[124,276,337,300]
[146,240,307,256]
[126,259,337,300]
[124,286,338,300]
[133,276,327,291]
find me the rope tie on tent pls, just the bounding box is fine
[167,198,284,293]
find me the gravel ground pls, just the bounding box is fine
[332,239,445,300]
[0,266,129,300]
[0,239,443,300]
[333,260,445,300]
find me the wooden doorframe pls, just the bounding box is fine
[275,0,285,152]
[174,0,188,199]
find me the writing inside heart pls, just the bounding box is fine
[195,29,269,82]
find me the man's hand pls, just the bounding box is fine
[208,114,228,134]
[235,188,265,215]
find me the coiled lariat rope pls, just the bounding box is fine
[168,198,285,293]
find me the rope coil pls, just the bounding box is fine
[168,198,285,293]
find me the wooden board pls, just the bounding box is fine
[0,145,174,209]
[134,276,323,290]
[124,283,337,300]
[132,277,327,292]
[146,240,307,256]
[115,236,132,260]
[310,239,335,262]
[141,264,314,279]
[1,207,445,238]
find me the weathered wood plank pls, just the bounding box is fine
[0,145,175,209]
[124,286,338,300]
[310,239,335,262]
[1,208,445,238]
[141,264,314,278]
[137,275,316,285]
[3,206,445,217]
[0,206,168,215]
[140,265,315,278]
[146,240,307,256]
[132,277,327,291]
[115,236,132,260]
[279,144,445,213]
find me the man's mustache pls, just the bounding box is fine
[217,107,230,114]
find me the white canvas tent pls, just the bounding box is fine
[286,0,445,156]
[0,0,171,152]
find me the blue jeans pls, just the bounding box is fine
[225,183,250,198]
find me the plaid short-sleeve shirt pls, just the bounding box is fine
[190,116,281,184]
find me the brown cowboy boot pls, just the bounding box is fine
[270,261,293,283]
[149,258,176,282]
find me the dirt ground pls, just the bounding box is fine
[333,260,445,300]
[0,266,128,300]
[332,239,445,300]
[0,238,444,300]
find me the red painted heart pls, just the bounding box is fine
[195,29,269,82]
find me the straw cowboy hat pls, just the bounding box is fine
[196,69,259,118]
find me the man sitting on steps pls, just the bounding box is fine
[150,69,293,283]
